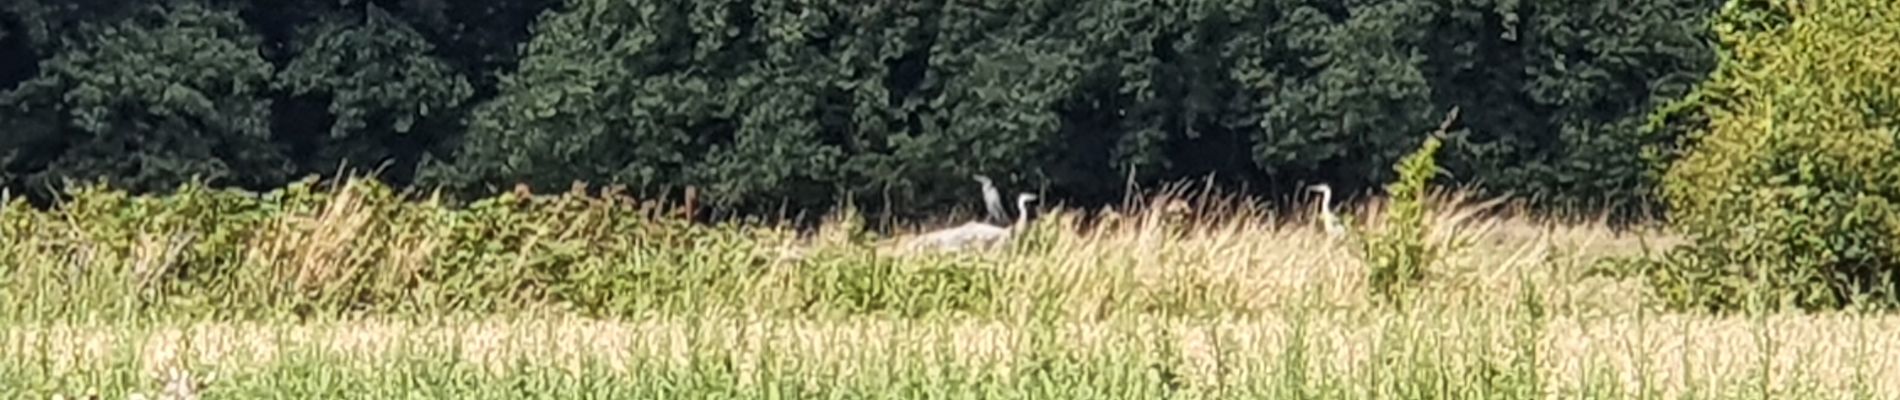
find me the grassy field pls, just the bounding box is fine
[3,180,1899,399]
[9,312,1900,399]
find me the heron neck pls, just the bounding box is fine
[1014,199,1030,229]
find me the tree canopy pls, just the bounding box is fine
[0,0,1721,218]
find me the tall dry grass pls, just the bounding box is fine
[2,175,1660,322]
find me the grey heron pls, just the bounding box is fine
[1307,184,1345,237]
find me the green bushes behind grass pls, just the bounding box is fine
[1641,0,1900,311]
[0,178,1007,321]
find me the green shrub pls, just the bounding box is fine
[1648,0,1900,311]
[1354,109,1464,303]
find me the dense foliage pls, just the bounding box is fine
[0,177,1009,320]
[0,3,285,192]
[1352,110,1462,303]
[1,0,1721,217]
[1643,0,1900,311]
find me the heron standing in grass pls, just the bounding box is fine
[1307,183,1345,237]
[975,175,1011,225]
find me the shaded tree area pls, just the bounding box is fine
[0,0,1720,220]
[0,0,552,193]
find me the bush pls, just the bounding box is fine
[1353,108,1472,303]
[1647,0,1900,311]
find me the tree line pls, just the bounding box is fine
[0,0,1721,219]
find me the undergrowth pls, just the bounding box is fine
[0,177,1018,321]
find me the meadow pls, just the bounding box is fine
[2,178,1898,399]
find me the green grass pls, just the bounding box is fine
[3,178,1898,398]
[6,313,1898,399]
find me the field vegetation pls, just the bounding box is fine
[4,136,1898,398]
[6,181,1900,398]
[5,0,1900,399]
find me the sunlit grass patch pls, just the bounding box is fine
[3,312,1898,399]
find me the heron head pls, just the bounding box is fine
[1017,193,1040,203]
[973,174,993,184]
[1305,184,1332,194]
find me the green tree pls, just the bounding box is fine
[424,0,1723,218]
[1651,0,1900,311]
[0,0,1724,219]
[1242,1,1443,188]
[432,0,899,211]
[1436,0,1719,215]
[273,2,474,181]
[0,1,288,193]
